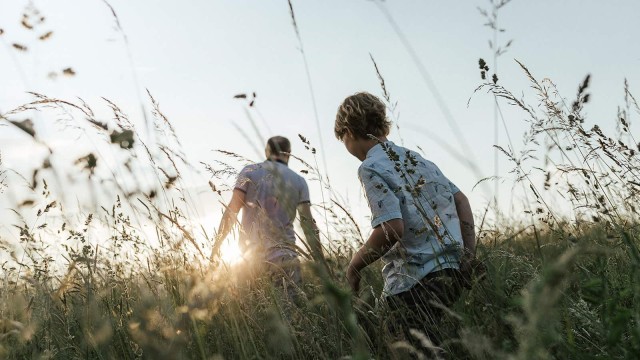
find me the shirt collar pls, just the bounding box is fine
[267,159,288,166]
[365,140,393,159]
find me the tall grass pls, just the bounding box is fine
[1,4,640,360]
[2,64,639,358]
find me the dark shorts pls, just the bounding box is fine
[385,268,463,344]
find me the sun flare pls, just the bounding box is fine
[219,238,244,265]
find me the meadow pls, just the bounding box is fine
[2,2,640,360]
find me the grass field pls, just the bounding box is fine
[2,1,640,359]
[2,69,640,358]
[1,199,639,359]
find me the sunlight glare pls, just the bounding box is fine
[219,237,244,265]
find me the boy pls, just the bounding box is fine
[334,92,477,341]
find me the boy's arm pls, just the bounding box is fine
[347,218,404,292]
[211,189,245,260]
[454,191,476,257]
[349,165,403,292]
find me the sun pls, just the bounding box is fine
[218,238,244,265]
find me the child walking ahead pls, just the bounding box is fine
[334,92,477,343]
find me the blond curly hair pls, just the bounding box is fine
[334,92,392,140]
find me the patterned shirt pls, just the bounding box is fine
[234,160,310,261]
[358,141,463,296]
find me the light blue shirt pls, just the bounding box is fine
[358,141,463,296]
[235,160,310,261]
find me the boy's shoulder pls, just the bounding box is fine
[358,157,381,178]
[357,142,441,180]
[358,142,397,172]
[357,148,394,183]
[360,141,418,169]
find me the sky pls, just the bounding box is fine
[1,0,639,254]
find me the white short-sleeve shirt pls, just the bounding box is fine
[358,141,463,296]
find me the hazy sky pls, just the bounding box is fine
[1,0,639,241]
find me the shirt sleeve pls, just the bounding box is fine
[432,162,460,194]
[448,178,460,194]
[359,166,402,228]
[234,166,252,193]
[299,178,310,204]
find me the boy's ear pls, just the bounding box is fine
[344,129,355,140]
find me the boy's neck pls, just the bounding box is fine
[355,136,388,161]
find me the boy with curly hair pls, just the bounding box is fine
[334,92,477,343]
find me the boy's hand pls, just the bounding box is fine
[346,265,361,293]
[459,252,487,289]
[345,219,404,294]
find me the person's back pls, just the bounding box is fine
[213,136,321,301]
[235,159,309,261]
[358,140,462,295]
